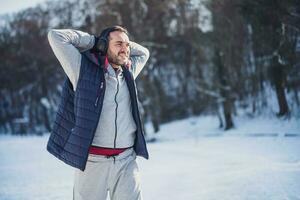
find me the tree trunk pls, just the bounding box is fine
[223,101,234,130]
[275,84,289,116]
[214,49,235,130]
[270,56,289,116]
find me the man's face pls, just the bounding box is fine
[107,31,130,67]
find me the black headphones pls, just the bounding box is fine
[96,27,119,55]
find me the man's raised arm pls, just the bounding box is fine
[47,29,95,89]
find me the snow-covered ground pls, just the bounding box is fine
[0,115,300,200]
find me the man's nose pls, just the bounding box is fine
[121,44,129,51]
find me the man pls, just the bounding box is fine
[47,25,149,200]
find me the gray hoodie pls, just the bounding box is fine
[48,29,149,149]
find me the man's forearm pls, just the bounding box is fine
[48,29,95,51]
[130,41,149,57]
[129,41,150,79]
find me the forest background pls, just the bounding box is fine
[0,0,299,135]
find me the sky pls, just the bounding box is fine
[0,0,46,15]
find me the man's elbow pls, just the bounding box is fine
[47,29,62,44]
[47,29,56,43]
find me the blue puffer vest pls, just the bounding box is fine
[46,50,149,171]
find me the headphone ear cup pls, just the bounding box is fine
[97,37,108,55]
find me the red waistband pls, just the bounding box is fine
[89,146,129,156]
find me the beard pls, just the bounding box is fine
[107,49,129,66]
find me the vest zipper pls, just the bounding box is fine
[114,77,120,148]
[95,81,104,107]
[83,69,106,171]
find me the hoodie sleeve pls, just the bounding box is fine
[47,29,95,90]
[129,42,150,80]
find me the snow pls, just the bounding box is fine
[140,138,300,200]
[145,115,300,141]
[0,115,300,200]
[189,0,213,33]
[40,97,51,109]
[12,117,29,124]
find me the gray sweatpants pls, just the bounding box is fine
[73,148,143,200]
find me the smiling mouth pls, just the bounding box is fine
[119,53,128,58]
